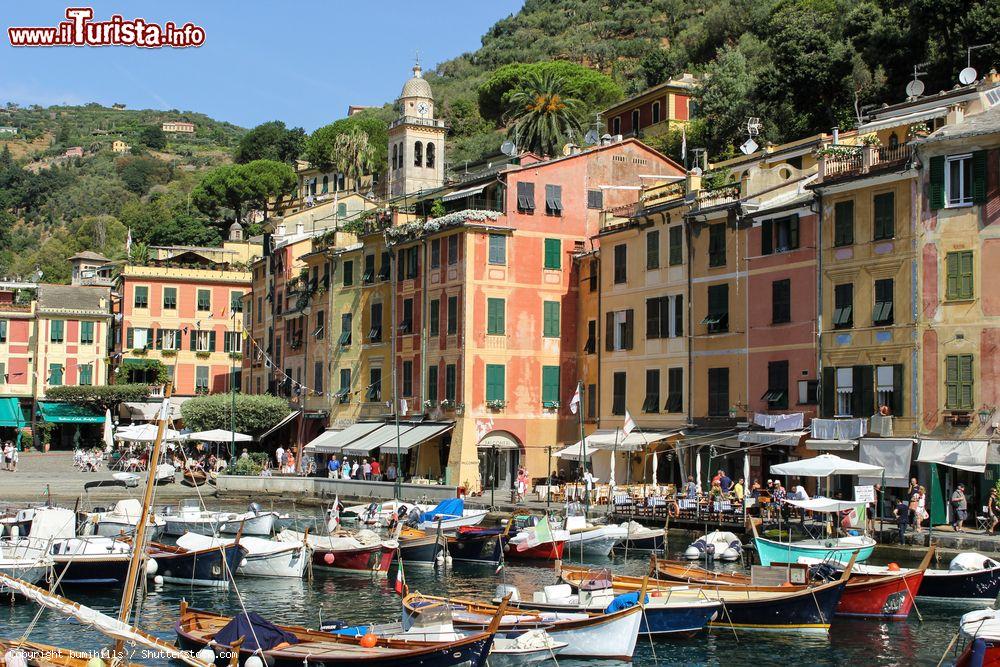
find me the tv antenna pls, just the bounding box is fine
[960,44,992,85]
[905,63,929,99]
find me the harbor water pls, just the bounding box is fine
[0,537,981,666]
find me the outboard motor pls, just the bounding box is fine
[809,562,840,582]
[494,583,520,603]
[319,619,349,632]
[405,506,422,528]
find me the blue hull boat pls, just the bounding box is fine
[754,534,875,566]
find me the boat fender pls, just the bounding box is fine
[154,575,164,585]
[435,555,445,565]
[9,526,18,539]
[972,638,987,667]
[360,632,378,648]
[324,553,336,565]
[887,563,900,571]
[240,558,248,568]
[445,555,453,565]
[245,656,264,667]
[196,648,216,664]
[146,558,158,576]
[4,648,28,667]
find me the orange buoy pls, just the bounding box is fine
[887,562,900,571]
[324,553,335,565]
[781,581,795,587]
[360,632,378,648]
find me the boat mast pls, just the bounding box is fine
[115,383,173,655]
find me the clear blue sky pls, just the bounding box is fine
[1,1,525,130]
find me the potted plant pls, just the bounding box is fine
[485,399,506,411]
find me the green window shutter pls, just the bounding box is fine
[960,354,974,409]
[543,301,560,337]
[960,251,974,299]
[929,155,945,210]
[605,312,615,351]
[972,151,988,204]
[544,238,561,270]
[542,365,560,403]
[761,219,773,255]
[487,298,505,335]
[834,201,854,246]
[892,364,904,416]
[789,215,800,249]
[155,329,163,350]
[945,355,959,408]
[946,252,960,299]
[821,367,836,418]
[126,327,134,349]
[190,330,198,351]
[486,364,505,401]
[209,331,216,352]
[874,192,894,240]
[669,226,682,265]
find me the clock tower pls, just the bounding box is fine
[388,62,447,197]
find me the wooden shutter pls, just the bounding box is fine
[190,330,198,351]
[853,365,874,418]
[972,150,988,204]
[789,215,800,249]
[960,251,974,299]
[761,219,773,255]
[946,252,960,299]
[605,312,614,351]
[929,155,945,210]
[821,367,835,418]
[674,294,683,336]
[155,329,163,350]
[960,354,974,409]
[209,331,216,352]
[624,309,634,350]
[945,355,959,408]
[892,364,904,416]
[645,298,660,339]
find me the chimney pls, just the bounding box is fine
[946,104,965,126]
[686,170,702,195]
[832,127,839,145]
[295,222,305,236]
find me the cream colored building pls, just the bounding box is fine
[387,63,447,197]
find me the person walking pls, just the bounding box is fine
[10,445,18,472]
[893,496,910,545]
[327,455,341,479]
[370,459,381,481]
[351,459,360,479]
[951,484,968,532]
[989,488,1000,534]
[275,445,285,471]
[362,458,372,480]
[3,441,12,471]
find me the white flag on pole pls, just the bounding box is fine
[622,409,636,436]
[681,124,687,162]
[400,399,408,415]
[569,384,581,414]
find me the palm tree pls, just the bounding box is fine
[333,129,375,193]
[505,71,584,157]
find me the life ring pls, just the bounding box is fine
[879,405,890,416]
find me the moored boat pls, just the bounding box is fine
[86,498,166,539]
[613,521,665,552]
[954,607,1000,666]
[684,530,742,561]
[176,533,308,578]
[563,514,628,557]
[504,517,567,562]
[147,540,247,587]
[278,528,394,573]
[751,518,875,566]
[447,526,506,563]
[416,498,488,532]
[394,527,446,565]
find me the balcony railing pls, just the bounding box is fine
[820,144,911,181]
[389,116,447,130]
[696,184,741,209]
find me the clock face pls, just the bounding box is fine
[417,102,429,116]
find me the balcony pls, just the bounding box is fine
[819,144,910,182]
[696,184,741,210]
[389,116,447,131]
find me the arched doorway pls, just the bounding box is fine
[478,430,521,491]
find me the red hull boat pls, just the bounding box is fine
[310,543,394,573]
[504,539,566,561]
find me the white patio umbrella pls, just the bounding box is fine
[770,454,884,477]
[651,450,658,484]
[743,452,751,507]
[609,448,616,486]
[183,429,252,443]
[695,450,702,492]
[102,409,113,451]
[115,423,182,442]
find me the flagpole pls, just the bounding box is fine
[577,380,587,515]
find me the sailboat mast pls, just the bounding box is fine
[115,383,173,652]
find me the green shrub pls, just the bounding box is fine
[181,393,290,437]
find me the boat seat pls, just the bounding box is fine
[543,584,573,602]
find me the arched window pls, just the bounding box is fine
[414,141,423,167]
[310,179,317,196]
[337,173,346,191]
[426,142,435,168]
[321,175,329,194]
[398,142,404,168]
[888,133,899,148]
[392,144,398,170]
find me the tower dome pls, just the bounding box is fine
[400,64,433,101]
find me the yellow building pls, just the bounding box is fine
[112,140,130,154]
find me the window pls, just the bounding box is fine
[666,368,683,413]
[873,279,894,326]
[772,279,791,324]
[798,379,819,405]
[400,298,413,333]
[946,250,974,300]
[834,201,854,247]
[336,313,351,347]
[50,319,64,343]
[488,234,506,265]
[703,284,729,333]
[79,364,93,386]
[80,321,95,345]
[605,309,634,351]
[332,368,350,403]
[946,154,974,207]
[134,286,148,308]
[363,254,376,283]
[369,302,383,341]
[448,235,458,265]
[378,251,391,280]
[542,366,560,406]
[873,192,895,240]
[588,259,598,292]
[946,354,974,410]
[612,116,621,135]
[761,215,799,255]
[321,175,329,194]
[763,360,789,409]
[445,364,456,401]
[612,372,626,415]
[414,141,423,167]
[544,184,563,215]
[516,182,535,212]
[631,109,640,132]
[313,361,323,395]
[157,329,180,351]
[194,330,215,352]
[314,310,325,339]
[49,364,63,386]
[343,260,354,286]
[196,366,209,393]
[584,319,596,354]
[428,298,439,336]
[833,283,853,329]
[669,226,683,265]
[643,369,660,413]
[707,223,726,267]
[587,383,596,419]
[256,297,262,323]
[0,320,6,343]
[613,244,627,284]
[587,189,603,210]
[487,298,505,335]
[196,289,211,311]
[875,365,903,415]
[428,365,439,402]
[228,291,242,313]
[447,296,458,334]
[392,144,398,170]
[426,142,435,168]
[402,360,413,397]
[543,301,560,337]
[652,101,661,124]
[646,230,660,269]
[430,239,441,268]
[398,142,404,167]
[224,331,242,353]
[930,152,987,209]
[543,238,561,270]
[708,368,729,416]
[367,368,382,401]
[486,364,505,402]
[645,296,670,339]
[835,367,854,416]
[163,287,177,310]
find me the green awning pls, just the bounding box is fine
[0,398,26,428]
[37,401,105,424]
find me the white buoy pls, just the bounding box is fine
[85,658,105,667]
[154,575,164,585]
[196,647,216,664]
[9,525,18,539]
[245,655,264,667]
[146,558,158,575]
[435,555,444,565]
[445,555,453,565]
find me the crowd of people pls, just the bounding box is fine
[2,441,19,472]
[322,453,397,482]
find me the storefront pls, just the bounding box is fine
[0,397,28,449]
[917,439,995,526]
[478,431,521,491]
[35,401,106,450]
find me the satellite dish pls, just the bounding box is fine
[740,138,759,155]
[584,129,599,145]
[959,67,978,85]
[905,79,925,98]
[691,167,703,176]
[500,141,516,157]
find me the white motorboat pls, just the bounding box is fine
[162,500,282,537]
[615,521,666,552]
[562,515,628,557]
[414,499,488,532]
[176,533,308,578]
[0,537,53,593]
[85,498,166,539]
[684,530,743,561]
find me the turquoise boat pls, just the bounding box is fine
[754,534,876,566]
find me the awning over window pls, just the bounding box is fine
[567,428,683,453]
[858,106,948,134]
[0,398,26,428]
[37,401,105,424]
[858,437,914,487]
[343,425,416,456]
[554,441,601,461]
[917,439,994,473]
[258,410,298,441]
[303,421,383,454]
[805,439,857,451]
[378,423,453,454]
[442,184,487,202]
[738,430,808,446]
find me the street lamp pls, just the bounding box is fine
[979,406,993,426]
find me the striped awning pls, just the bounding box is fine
[303,421,383,454]
[378,423,453,454]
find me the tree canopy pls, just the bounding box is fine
[192,159,296,224]
[505,70,586,156]
[180,393,291,437]
[234,120,305,164]
[303,110,391,180]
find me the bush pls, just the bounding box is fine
[45,384,152,413]
[180,393,290,437]
[227,452,269,476]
